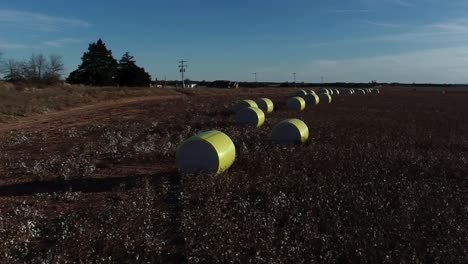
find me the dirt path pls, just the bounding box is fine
[0,95,184,134]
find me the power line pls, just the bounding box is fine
[293,72,296,88]
[178,60,188,88]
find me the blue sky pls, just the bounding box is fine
[1,0,468,83]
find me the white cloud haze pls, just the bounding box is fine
[0,10,91,32]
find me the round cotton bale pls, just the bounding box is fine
[176,130,236,175]
[287,97,306,111]
[232,99,258,112]
[373,89,380,94]
[318,93,332,104]
[236,107,265,127]
[255,98,274,113]
[304,93,320,106]
[309,90,317,95]
[334,89,340,95]
[356,89,366,95]
[295,90,308,97]
[271,119,309,144]
[319,88,329,94]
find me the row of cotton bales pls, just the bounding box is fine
[309,87,381,96]
[176,96,314,175]
[287,89,332,111]
[232,98,274,127]
[176,118,310,175]
[176,86,383,175]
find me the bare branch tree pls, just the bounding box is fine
[49,55,64,76]
[43,54,64,83]
[35,54,47,79]
[0,58,24,81]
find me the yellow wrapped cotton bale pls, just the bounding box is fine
[176,130,236,175]
[319,93,332,104]
[287,97,306,111]
[232,99,257,112]
[319,88,329,94]
[236,107,265,127]
[255,98,274,113]
[271,119,309,144]
[295,90,308,97]
[356,89,366,95]
[309,90,317,95]
[304,93,320,106]
[334,89,340,95]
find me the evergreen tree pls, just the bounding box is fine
[115,52,152,87]
[67,39,118,86]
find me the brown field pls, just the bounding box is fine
[0,86,467,263]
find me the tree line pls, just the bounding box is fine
[0,38,152,87]
[0,52,64,84]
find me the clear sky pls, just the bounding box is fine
[1,0,468,83]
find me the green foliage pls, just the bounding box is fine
[115,52,152,87]
[67,39,118,86]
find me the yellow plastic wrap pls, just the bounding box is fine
[287,97,306,111]
[271,119,309,144]
[255,98,274,113]
[176,130,236,175]
[319,93,332,104]
[236,107,265,127]
[232,99,258,112]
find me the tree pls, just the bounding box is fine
[114,52,152,87]
[0,58,24,81]
[67,38,118,86]
[24,54,48,81]
[43,54,64,83]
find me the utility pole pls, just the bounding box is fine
[252,72,257,83]
[293,72,296,88]
[178,60,188,88]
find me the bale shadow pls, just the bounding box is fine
[0,171,176,197]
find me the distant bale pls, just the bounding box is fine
[232,99,258,112]
[373,89,380,94]
[318,93,332,104]
[304,93,320,106]
[309,90,317,95]
[356,89,366,95]
[343,89,353,94]
[176,130,236,175]
[295,90,308,97]
[271,119,309,144]
[287,97,306,111]
[255,98,274,113]
[236,107,265,127]
[319,88,329,94]
[334,89,340,95]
